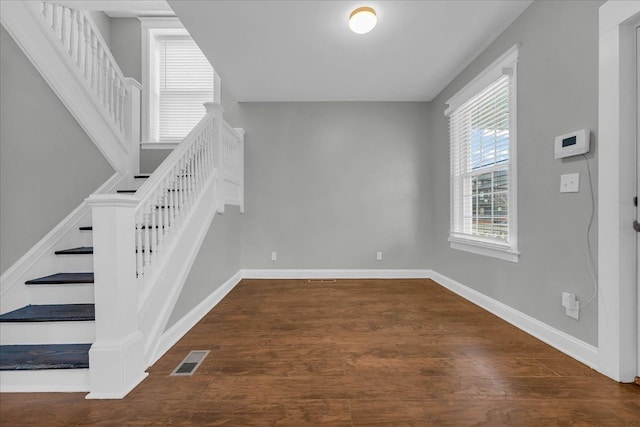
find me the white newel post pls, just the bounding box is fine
[86,195,148,399]
[205,102,225,213]
[235,128,245,213]
[125,78,142,176]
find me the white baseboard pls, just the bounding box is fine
[241,269,432,279]
[0,369,90,393]
[427,270,599,369]
[150,271,243,366]
[158,268,598,372]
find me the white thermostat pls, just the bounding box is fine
[554,129,590,159]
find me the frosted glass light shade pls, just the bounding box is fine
[349,7,377,34]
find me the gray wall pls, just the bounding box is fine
[0,26,114,274]
[426,0,600,345]
[240,102,430,269]
[89,11,111,48]
[166,206,243,328]
[109,18,141,82]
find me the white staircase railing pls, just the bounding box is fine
[134,113,216,280]
[39,2,130,139]
[86,103,244,398]
[0,0,141,175]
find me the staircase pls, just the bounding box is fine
[0,1,244,398]
[0,176,147,391]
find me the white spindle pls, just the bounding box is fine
[156,193,164,247]
[136,223,143,277]
[163,187,170,231]
[71,9,83,65]
[95,43,103,99]
[119,85,126,132]
[51,5,60,38]
[62,7,71,52]
[143,212,151,267]
[150,206,157,256]
[169,180,176,227]
[179,164,185,214]
[84,20,92,80]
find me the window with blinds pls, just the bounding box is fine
[446,45,519,262]
[154,37,214,143]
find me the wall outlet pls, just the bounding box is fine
[271,251,277,261]
[561,291,579,320]
[376,251,383,261]
[560,173,580,193]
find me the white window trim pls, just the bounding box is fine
[445,44,520,263]
[139,17,221,147]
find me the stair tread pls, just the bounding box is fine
[25,273,93,285]
[134,174,150,179]
[79,226,92,231]
[0,344,91,370]
[54,247,93,255]
[0,304,95,322]
[117,190,137,194]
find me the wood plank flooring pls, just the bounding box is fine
[1,278,639,426]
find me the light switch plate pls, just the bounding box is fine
[560,173,580,193]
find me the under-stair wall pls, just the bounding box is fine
[0,25,114,274]
[0,1,142,176]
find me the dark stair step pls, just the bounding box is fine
[54,247,93,255]
[25,273,93,285]
[117,190,137,194]
[0,304,94,322]
[0,343,91,370]
[134,174,150,179]
[80,225,165,231]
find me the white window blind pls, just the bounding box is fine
[449,74,513,246]
[157,37,214,143]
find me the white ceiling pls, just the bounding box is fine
[166,0,533,102]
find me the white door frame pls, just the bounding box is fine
[598,0,640,383]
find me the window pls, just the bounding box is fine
[445,45,519,262]
[140,18,217,147]
[155,37,213,142]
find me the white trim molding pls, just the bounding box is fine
[0,173,125,314]
[597,0,640,383]
[241,269,433,280]
[445,44,520,262]
[153,269,598,375]
[449,236,520,263]
[428,271,599,369]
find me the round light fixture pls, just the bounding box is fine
[349,6,377,34]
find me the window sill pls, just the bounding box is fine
[448,235,519,263]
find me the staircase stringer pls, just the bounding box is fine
[0,172,126,315]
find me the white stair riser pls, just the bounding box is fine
[29,284,94,305]
[0,369,90,392]
[80,230,93,247]
[55,254,94,272]
[0,321,95,345]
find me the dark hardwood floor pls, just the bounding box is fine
[1,279,639,426]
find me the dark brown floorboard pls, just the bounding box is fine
[1,278,639,426]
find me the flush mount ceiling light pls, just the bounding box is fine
[349,6,377,34]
